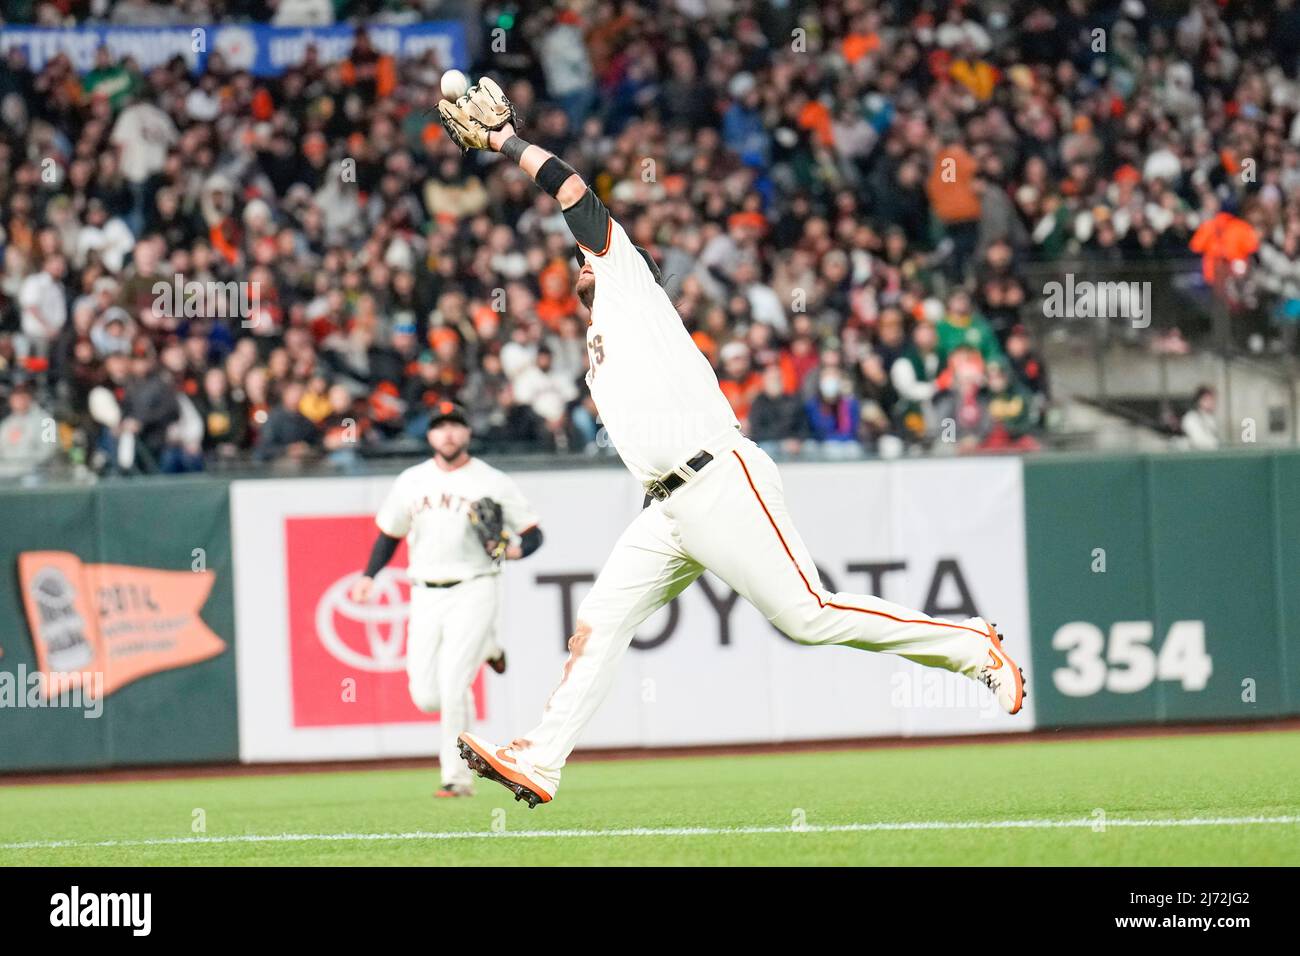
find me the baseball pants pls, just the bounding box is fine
[516,436,993,791]
[406,574,499,787]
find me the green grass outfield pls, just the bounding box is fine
[2,729,1298,866]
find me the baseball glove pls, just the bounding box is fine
[436,76,518,152]
[467,497,510,562]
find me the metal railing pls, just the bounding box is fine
[1017,257,1299,443]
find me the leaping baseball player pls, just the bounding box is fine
[437,80,1026,808]
[350,400,544,797]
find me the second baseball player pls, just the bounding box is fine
[350,401,543,797]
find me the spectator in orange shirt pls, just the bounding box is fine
[927,143,982,278]
[536,260,579,331]
[797,98,835,149]
[949,43,998,101]
[340,28,396,100]
[717,341,764,428]
[927,144,981,223]
[1190,200,1259,285]
[842,11,882,64]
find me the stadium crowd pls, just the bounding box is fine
[2,0,1299,477]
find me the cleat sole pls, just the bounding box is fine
[457,739,545,809]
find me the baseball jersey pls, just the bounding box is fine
[375,457,539,583]
[567,191,741,485]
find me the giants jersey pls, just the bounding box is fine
[568,191,741,485]
[375,457,538,583]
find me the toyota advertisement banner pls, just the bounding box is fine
[231,458,1035,763]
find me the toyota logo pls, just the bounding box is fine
[314,568,410,672]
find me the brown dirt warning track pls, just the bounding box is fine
[3,715,1298,787]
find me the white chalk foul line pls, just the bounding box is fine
[1,815,1297,851]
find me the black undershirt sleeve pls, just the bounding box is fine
[363,532,402,578]
[518,525,543,558]
[563,189,612,253]
[535,156,577,197]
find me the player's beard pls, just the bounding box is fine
[433,441,469,466]
[576,272,596,310]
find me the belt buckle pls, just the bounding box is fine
[646,479,671,501]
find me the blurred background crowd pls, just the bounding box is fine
[2,0,1298,478]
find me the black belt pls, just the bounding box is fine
[415,579,462,589]
[645,451,713,503]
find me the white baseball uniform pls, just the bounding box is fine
[376,456,539,787]
[511,194,998,793]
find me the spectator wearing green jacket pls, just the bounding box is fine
[937,289,1003,366]
[890,321,943,441]
[83,46,139,111]
[983,359,1040,451]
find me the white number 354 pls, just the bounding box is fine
[1052,620,1213,696]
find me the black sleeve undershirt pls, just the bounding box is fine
[563,189,612,253]
[363,532,402,578]
[518,525,543,558]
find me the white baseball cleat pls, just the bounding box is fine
[457,732,555,808]
[971,620,1026,715]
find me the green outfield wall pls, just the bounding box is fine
[0,479,237,771]
[1023,449,1300,727]
[1,450,1296,772]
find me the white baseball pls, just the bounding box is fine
[441,69,469,101]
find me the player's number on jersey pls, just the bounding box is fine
[587,333,605,377]
[1051,620,1212,696]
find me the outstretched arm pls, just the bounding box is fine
[486,124,614,256]
[439,79,648,277]
[487,125,588,209]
